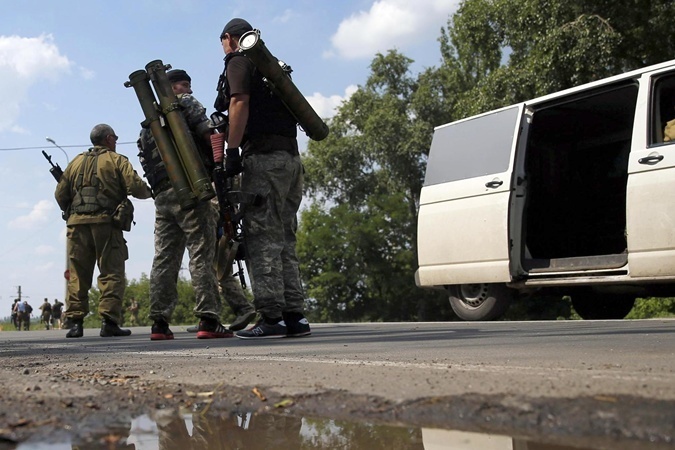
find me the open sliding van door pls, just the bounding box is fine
[417,105,523,319]
[626,69,675,278]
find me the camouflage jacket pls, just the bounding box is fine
[55,146,151,225]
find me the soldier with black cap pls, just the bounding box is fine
[216,18,311,339]
[138,68,235,340]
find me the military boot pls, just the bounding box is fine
[66,319,83,338]
[100,319,132,337]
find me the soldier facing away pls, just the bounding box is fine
[55,123,152,338]
[137,69,234,340]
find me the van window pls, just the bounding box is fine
[651,73,675,145]
[423,106,519,186]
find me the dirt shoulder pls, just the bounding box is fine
[0,353,673,449]
[2,321,675,448]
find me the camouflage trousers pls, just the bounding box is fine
[241,150,306,319]
[149,187,220,322]
[65,222,127,324]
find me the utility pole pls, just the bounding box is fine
[45,137,70,303]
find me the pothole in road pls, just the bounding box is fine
[10,409,673,450]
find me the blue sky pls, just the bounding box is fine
[0,0,459,319]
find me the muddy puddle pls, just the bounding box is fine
[9,409,673,450]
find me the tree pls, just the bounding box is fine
[300,0,675,323]
[443,0,675,117]
[299,50,454,322]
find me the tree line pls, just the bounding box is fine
[296,0,675,322]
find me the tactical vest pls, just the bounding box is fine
[70,149,117,215]
[137,128,169,192]
[215,52,297,139]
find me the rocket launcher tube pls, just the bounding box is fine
[238,30,329,142]
[145,60,215,203]
[124,70,198,210]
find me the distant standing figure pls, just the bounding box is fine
[52,299,63,329]
[11,299,20,330]
[18,301,32,331]
[39,298,52,330]
[127,297,139,326]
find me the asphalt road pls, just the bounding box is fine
[1,319,674,447]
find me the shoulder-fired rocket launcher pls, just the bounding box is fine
[238,29,329,142]
[124,60,215,210]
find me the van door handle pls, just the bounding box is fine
[485,180,503,188]
[638,154,664,165]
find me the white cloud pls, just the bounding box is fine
[330,0,460,60]
[34,245,56,256]
[307,84,358,119]
[273,9,295,23]
[8,200,56,230]
[79,66,95,80]
[36,262,56,272]
[0,34,72,133]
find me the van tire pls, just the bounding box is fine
[571,294,635,320]
[448,283,513,321]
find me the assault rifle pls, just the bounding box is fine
[210,112,249,289]
[42,150,63,182]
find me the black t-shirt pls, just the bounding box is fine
[226,53,297,139]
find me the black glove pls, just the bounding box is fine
[225,147,243,177]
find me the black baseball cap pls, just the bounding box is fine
[220,18,253,39]
[167,69,191,84]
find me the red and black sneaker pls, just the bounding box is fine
[197,318,234,339]
[150,319,174,341]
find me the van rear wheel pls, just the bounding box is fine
[448,283,512,321]
[571,294,635,320]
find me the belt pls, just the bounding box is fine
[242,134,299,156]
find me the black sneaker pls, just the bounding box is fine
[235,318,287,339]
[66,319,83,338]
[196,318,234,339]
[283,312,312,337]
[229,309,257,332]
[100,319,132,337]
[150,320,174,341]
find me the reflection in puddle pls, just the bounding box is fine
[14,410,668,449]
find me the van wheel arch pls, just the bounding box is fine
[448,283,513,321]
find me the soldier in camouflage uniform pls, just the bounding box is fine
[217,18,311,339]
[185,194,256,333]
[55,124,152,338]
[139,69,233,340]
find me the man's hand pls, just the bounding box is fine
[225,147,243,177]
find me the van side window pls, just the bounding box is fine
[423,106,519,186]
[652,74,675,145]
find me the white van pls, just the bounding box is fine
[416,59,675,321]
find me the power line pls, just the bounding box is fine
[0,142,136,152]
